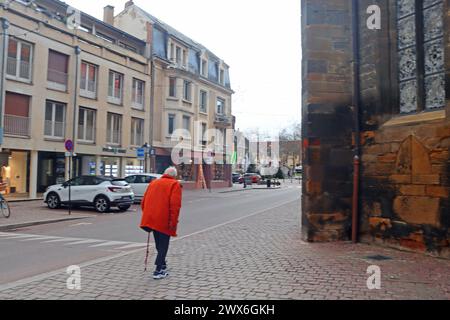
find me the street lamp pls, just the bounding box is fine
[142,142,150,173]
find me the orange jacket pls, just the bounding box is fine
[140,174,182,237]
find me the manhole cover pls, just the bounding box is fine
[365,255,392,261]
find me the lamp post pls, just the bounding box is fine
[142,142,149,173]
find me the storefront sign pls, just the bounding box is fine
[102,147,126,154]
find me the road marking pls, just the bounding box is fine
[89,241,129,248]
[0,232,146,250]
[64,239,103,246]
[0,198,299,292]
[116,243,147,250]
[20,236,60,242]
[41,237,80,243]
[70,223,93,227]
[0,234,40,240]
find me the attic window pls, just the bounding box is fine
[201,58,208,77]
[78,25,91,33]
[96,32,115,43]
[119,42,137,53]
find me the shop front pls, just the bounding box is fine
[154,148,173,174]
[37,152,66,193]
[125,158,144,176]
[79,155,97,176]
[0,150,30,198]
[100,156,120,177]
[37,152,101,192]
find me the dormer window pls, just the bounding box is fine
[219,68,224,85]
[176,47,182,65]
[170,43,175,61]
[201,58,208,77]
[183,50,187,68]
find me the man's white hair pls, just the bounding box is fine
[164,166,178,177]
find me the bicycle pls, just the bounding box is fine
[0,192,11,219]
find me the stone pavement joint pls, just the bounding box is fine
[0,200,449,300]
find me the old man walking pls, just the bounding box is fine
[140,167,182,279]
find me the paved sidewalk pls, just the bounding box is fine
[0,201,93,231]
[0,200,448,300]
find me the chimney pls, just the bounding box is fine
[103,5,114,25]
[125,1,134,9]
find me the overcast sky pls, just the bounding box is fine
[65,0,301,136]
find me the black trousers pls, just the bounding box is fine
[153,230,170,271]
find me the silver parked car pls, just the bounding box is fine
[124,173,162,201]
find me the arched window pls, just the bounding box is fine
[396,0,445,113]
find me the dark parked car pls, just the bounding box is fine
[232,173,242,183]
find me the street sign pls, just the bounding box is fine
[65,139,74,152]
[150,148,156,156]
[65,152,77,157]
[137,148,145,161]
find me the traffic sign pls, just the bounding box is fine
[137,148,145,161]
[65,139,74,152]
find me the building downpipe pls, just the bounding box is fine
[0,17,9,148]
[351,0,361,243]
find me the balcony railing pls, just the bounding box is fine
[78,125,95,142]
[214,114,232,125]
[131,135,144,147]
[6,57,16,76]
[44,120,65,138]
[6,58,31,80]
[47,69,68,91]
[108,87,123,105]
[80,79,97,98]
[107,130,121,145]
[132,94,144,108]
[4,114,30,137]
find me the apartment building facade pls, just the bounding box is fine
[112,1,234,189]
[0,0,152,199]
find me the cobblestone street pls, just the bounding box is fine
[0,200,448,300]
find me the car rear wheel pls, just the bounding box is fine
[118,205,131,212]
[47,193,61,209]
[94,196,110,213]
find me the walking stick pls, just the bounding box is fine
[144,232,151,272]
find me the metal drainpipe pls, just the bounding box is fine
[72,46,81,157]
[351,0,361,243]
[149,56,155,172]
[0,18,9,149]
[68,46,81,216]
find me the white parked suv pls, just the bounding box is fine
[44,176,135,213]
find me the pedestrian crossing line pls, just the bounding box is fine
[89,241,129,248]
[64,239,103,246]
[20,236,60,242]
[0,234,41,240]
[116,243,147,250]
[41,237,80,243]
[0,231,146,251]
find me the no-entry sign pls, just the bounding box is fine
[65,139,74,152]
